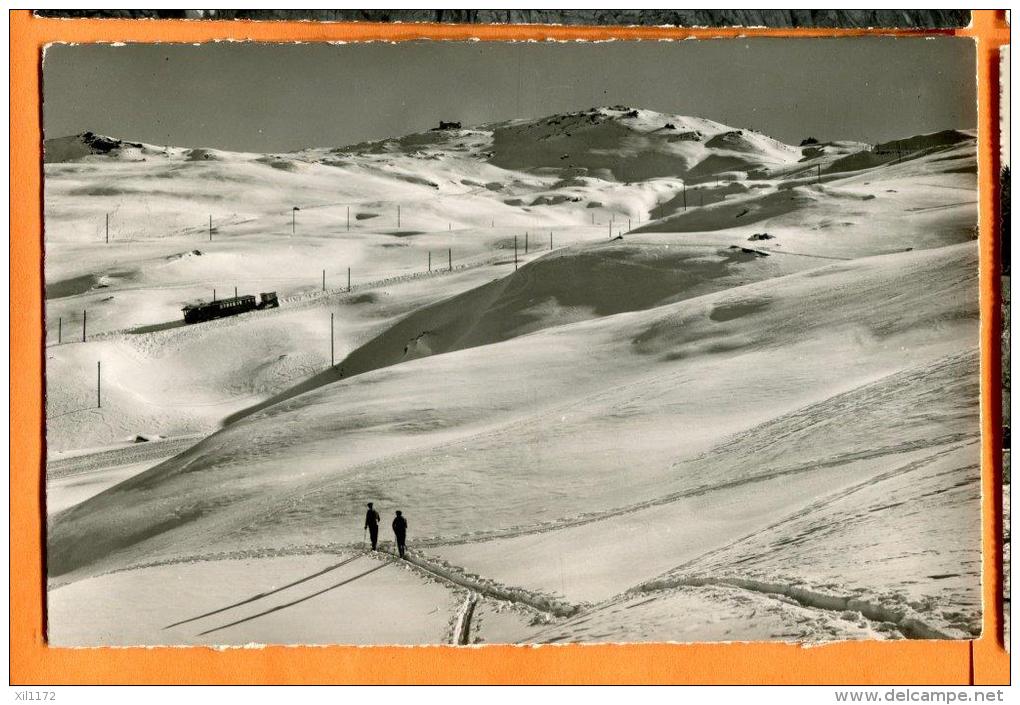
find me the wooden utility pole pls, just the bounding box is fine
[97,361,101,409]
[816,164,821,184]
[209,215,212,241]
[683,183,687,211]
[549,232,553,250]
[525,232,529,254]
[105,213,109,244]
[330,313,335,366]
[448,248,452,271]
[347,267,351,292]
[58,317,62,344]
[213,288,216,302]
[428,251,432,272]
[397,205,401,228]
[322,269,326,291]
[234,286,237,298]
[82,310,86,342]
[514,235,518,270]
[628,218,631,231]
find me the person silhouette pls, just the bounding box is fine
[364,502,381,550]
[392,510,408,559]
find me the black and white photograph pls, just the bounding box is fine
[42,37,981,647]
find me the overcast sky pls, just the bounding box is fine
[43,37,976,152]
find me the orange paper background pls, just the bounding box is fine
[8,9,1010,685]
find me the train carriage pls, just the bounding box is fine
[182,291,279,324]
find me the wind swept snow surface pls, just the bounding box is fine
[45,110,979,645]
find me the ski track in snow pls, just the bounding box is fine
[625,442,980,640]
[453,593,480,645]
[633,575,955,640]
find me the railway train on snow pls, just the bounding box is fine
[182,291,279,324]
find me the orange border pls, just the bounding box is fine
[9,10,1010,685]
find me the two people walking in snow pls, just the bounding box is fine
[364,502,408,558]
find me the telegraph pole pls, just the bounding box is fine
[525,232,529,254]
[448,248,452,271]
[683,183,687,211]
[397,205,401,228]
[208,215,212,241]
[330,313,335,367]
[549,232,553,250]
[347,267,351,292]
[97,361,102,409]
[322,269,326,291]
[105,213,109,244]
[58,317,62,344]
[82,310,87,342]
[428,251,432,272]
[514,235,518,270]
[213,288,216,302]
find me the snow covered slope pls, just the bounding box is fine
[44,109,979,645]
[49,244,977,572]
[489,107,799,181]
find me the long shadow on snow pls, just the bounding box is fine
[196,561,390,636]
[164,554,364,629]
